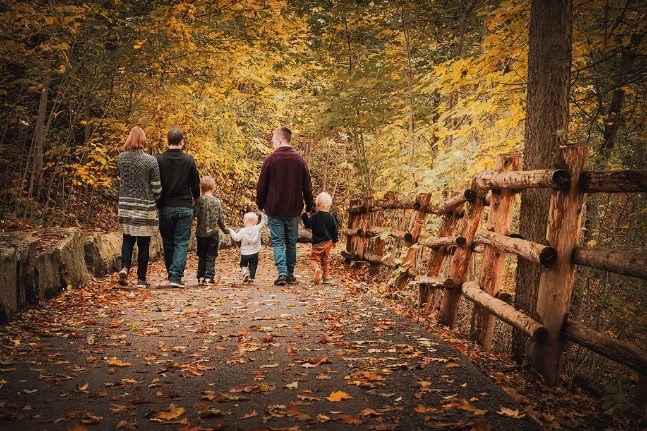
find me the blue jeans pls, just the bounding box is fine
[268,216,299,276]
[159,207,193,283]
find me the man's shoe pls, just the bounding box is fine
[313,268,322,285]
[286,274,297,285]
[204,278,214,286]
[136,280,150,288]
[169,280,184,288]
[274,274,288,286]
[243,273,250,283]
[118,268,129,286]
[197,277,205,285]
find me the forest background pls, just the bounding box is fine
[0,0,645,404]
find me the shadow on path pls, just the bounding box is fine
[0,245,540,430]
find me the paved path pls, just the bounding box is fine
[0,245,539,430]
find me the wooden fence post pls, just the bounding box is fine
[393,193,432,291]
[420,208,464,309]
[370,192,396,274]
[438,185,487,327]
[356,196,373,259]
[346,198,363,255]
[529,145,589,385]
[471,153,521,349]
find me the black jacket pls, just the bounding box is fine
[156,149,200,208]
[302,210,338,245]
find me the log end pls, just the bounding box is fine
[404,232,413,243]
[553,169,571,190]
[464,189,477,202]
[539,247,558,267]
[357,228,364,237]
[455,236,467,247]
[534,326,548,343]
[413,201,421,211]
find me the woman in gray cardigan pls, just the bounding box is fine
[117,126,162,287]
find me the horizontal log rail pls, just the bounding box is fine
[461,281,547,342]
[580,170,647,193]
[564,320,647,375]
[348,199,417,214]
[340,250,419,278]
[474,169,570,191]
[418,235,466,249]
[573,247,647,280]
[474,230,558,267]
[420,190,474,215]
[408,276,458,290]
[341,227,413,242]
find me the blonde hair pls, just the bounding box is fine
[243,212,259,225]
[123,126,146,151]
[315,191,332,210]
[200,176,216,192]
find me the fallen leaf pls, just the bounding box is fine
[285,381,299,390]
[326,390,352,402]
[106,357,131,367]
[155,404,185,420]
[241,410,258,419]
[496,406,526,419]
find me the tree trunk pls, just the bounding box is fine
[513,0,572,363]
[28,76,51,201]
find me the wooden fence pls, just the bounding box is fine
[341,146,647,408]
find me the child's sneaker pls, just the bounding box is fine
[118,268,129,286]
[313,267,322,284]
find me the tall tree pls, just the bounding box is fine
[512,0,573,362]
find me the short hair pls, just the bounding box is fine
[200,176,216,192]
[274,127,292,143]
[315,191,332,210]
[243,212,259,224]
[167,127,184,146]
[123,126,146,151]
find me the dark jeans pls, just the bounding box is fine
[197,235,219,280]
[159,206,193,283]
[240,253,259,279]
[268,216,299,276]
[121,234,150,281]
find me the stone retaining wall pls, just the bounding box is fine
[0,228,198,324]
[0,226,311,324]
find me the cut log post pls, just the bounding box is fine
[580,170,647,193]
[392,194,431,291]
[563,320,647,375]
[462,281,547,342]
[369,192,396,274]
[531,145,590,386]
[418,235,466,249]
[473,169,570,191]
[419,209,464,308]
[471,153,520,350]
[355,197,373,259]
[341,228,361,237]
[573,247,647,280]
[438,183,487,327]
[474,230,558,267]
[346,199,363,255]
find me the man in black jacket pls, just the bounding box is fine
[156,127,200,287]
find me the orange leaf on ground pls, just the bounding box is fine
[155,404,185,420]
[106,357,131,367]
[326,390,352,401]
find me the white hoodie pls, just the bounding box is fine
[228,213,268,255]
